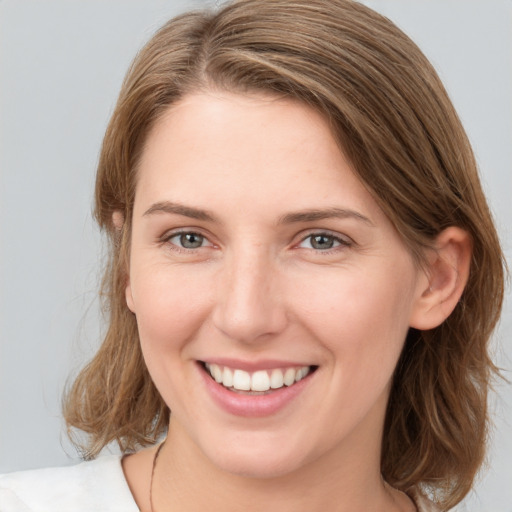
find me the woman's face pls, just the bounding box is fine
[126,92,428,478]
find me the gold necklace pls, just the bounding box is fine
[149,441,165,512]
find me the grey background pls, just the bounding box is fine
[0,1,511,510]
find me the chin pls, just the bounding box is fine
[200,432,311,479]
[212,453,304,480]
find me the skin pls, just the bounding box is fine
[122,91,471,512]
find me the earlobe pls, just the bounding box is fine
[126,280,136,313]
[112,210,125,231]
[409,227,472,330]
[112,210,134,312]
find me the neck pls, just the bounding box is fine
[150,419,411,512]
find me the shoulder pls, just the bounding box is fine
[0,455,139,512]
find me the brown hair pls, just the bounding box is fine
[63,1,506,509]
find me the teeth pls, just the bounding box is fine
[233,369,251,391]
[222,366,233,387]
[205,363,311,392]
[251,371,270,392]
[270,369,284,389]
[283,368,296,386]
[295,366,308,382]
[212,364,223,383]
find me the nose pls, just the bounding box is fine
[211,246,288,344]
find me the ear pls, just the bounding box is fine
[112,210,125,231]
[112,211,136,313]
[125,279,136,314]
[409,227,472,330]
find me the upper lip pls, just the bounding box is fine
[199,358,315,372]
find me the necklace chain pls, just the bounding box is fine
[148,442,416,512]
[149,441,165,512]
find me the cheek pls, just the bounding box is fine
[293,265,417,436]
[293,264,416,368]
[129,264,213,353]
[129,265,215,412]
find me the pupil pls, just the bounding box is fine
[311,235,333,249]
[180,233,203,249]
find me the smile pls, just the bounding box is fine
[204,363,314,393]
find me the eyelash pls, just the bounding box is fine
[161,230,352,254]
[162,230,213,253]
[297,232,353,252]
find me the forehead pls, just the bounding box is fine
[139,91,340,172]
[134,91,382,223]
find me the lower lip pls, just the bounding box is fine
[199,364,314,418]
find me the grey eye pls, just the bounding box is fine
[177,232,205,249]
[308,234,337,250]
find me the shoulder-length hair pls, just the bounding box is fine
[63,1,506,509]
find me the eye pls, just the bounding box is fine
[298,233,350,251]
[167,232,210,249]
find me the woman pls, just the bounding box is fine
[0,0,505,511]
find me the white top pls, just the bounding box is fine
[0,456,139,512]
[0,455,439,511]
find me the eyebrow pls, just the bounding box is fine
[143,201,217,222]
[278,208,373,226]
[143,201,373,226]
